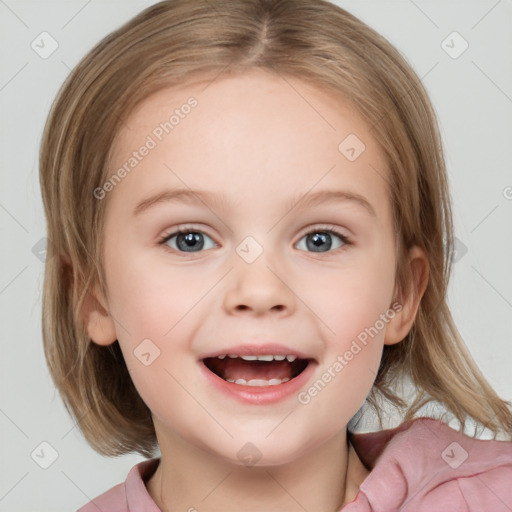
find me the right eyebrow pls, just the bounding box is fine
[133,188,229,217]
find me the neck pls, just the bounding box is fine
[146,424,369,512]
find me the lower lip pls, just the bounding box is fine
[199,359,316,405]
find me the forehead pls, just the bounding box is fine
[107,69,390,217]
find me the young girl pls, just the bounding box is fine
[39,0,512,510]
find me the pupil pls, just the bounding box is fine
[177,232,204,252]
[307,232,331,252]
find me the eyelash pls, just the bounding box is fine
[157,225,352,255]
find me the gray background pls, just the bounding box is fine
[1,1,511,510]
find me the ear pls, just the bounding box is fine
[81,284,118,346]
[60,253,117,345]
[82,286,117,346]
[384,245,429,346]
[82,290,117,346]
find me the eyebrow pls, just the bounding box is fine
[133,188,376,218]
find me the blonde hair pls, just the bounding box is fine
[39,0,511,457]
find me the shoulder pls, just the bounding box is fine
[76,458,161,512]
[77,482,127,512]
[347,417,512,511]
[402,418,512,510]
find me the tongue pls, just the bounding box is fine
[213,359,293,381]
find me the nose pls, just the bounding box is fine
[222,250,296,317]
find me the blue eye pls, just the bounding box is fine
[296,229,350,253]
[160,230,217,253]
[159,227,351,255]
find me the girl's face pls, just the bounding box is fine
[91,69,419,466]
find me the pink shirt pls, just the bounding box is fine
[77,417,512,511]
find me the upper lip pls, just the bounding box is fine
[200,343,314,360]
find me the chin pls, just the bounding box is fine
[205,430,318,469]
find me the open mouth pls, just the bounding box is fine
[202,354,311,387]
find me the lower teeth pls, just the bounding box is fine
[226,377,291,386]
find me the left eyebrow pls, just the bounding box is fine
[288,189,376,217]
[133,188,376,218]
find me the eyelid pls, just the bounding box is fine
[157,223,353,258]
[157,223,350,243]
[295,224,352,251]
[296,223,352,241]
[157,226,219,258]
[296,223,349,238]
[157,224,216,244]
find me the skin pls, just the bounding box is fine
[83,69,428,512]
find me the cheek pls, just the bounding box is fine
[294,250,396,417]
[105,249,209,341]
[298,252,396,343]
[297,271,390,426]
[103,248,212,385]
[300,346,381,437]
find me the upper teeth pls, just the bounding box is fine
[219,354,297,362]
